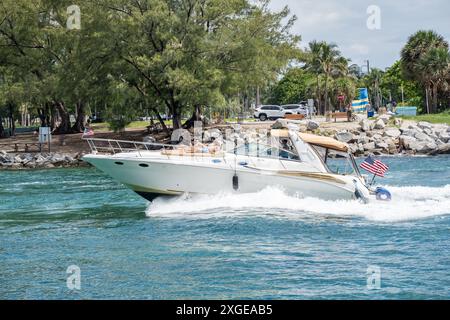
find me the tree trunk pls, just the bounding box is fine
[324,75,329,117]
[316,76,322,115]
[0,115,4,138]
[183,105,202,129]
[54,102,72,134]
[72,101,86,133]
[432,83,438,113]
[151,108,170,135]
[37,103,52,127]
[425,85,431,114]
[172,103,182,130]
[8,103,16,136]
[50,102,57,131]
[38,108,47,127]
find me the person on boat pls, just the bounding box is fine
[279,139,291,159]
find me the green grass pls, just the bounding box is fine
[399,112,450,125]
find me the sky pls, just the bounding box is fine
[268,0,450,70]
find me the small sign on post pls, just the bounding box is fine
[307,99,314,119]
[39,127,52,152]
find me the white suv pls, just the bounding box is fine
[254,105,284,121]
[281,104,309,117]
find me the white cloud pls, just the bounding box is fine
[349,44,370,55]
[269,0,450,69]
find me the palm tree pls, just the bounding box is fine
[360,68,385,110]
[318,44,348,116]
[305,40,325,114]
[416,47,450,113]
[401,30,449,113]
[305,41,348,116]
[330,77,357,110]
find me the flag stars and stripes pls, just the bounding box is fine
[360,156,389,177]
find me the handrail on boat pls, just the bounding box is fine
[83,137,177,156]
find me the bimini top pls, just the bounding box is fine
[297,132,348,152]
[271,129,349,152]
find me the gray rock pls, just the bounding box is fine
[410,141,437,154]
[143,136,157,143]
[408,125,422,132]
[423,128,433,135]
[418,121,432,130]
[378,115,391,124]
[438,143,450,154]
[386,139,398,154]
[335,131,354,143]
[14,156,23,163]
[65,155,76,163]
[375,142,389,150]
[414,131,433,142]
[357,143,365,153]
[363,142,376,151]
[0,154,12,163]
[348,144,358,154]
[394,118,403,127]
[271,119,289,130]
[358,135,370,144]
[374,119,386,130]
[372,149,384,156]
[438,132,450,143]
[384,128,402,139]
[372,133,383,141]
[400,129,418,137]
[399,135,417,149]
[306,120,320,131]
[359,119,371,132]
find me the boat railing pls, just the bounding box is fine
[84,138,177,156]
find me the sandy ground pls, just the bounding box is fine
[0,129,152,154]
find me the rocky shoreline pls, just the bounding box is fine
[336,116,450,156]
[1,115,449,170]
[0,151,89,170]
[276,115,450,156]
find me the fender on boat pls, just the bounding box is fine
[375,187,392,201]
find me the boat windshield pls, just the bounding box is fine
[228,143,300,161]
[311,145,361,177]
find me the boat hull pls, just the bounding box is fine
[83,154,367,202]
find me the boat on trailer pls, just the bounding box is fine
[82,129,377,203]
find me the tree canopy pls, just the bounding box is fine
[0,0,301,135]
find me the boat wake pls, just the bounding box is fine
[146,185,450,222]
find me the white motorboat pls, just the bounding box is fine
[82,129,376,203]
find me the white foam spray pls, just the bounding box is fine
[146,185,450,222]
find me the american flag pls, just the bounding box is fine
[360,156,389,177]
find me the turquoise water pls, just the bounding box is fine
[0,156,449,299]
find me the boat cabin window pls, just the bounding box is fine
[326,153,356,175]
[311,145,359,176]
[231,142,300,161]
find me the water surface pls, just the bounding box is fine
[0,156,449,299]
